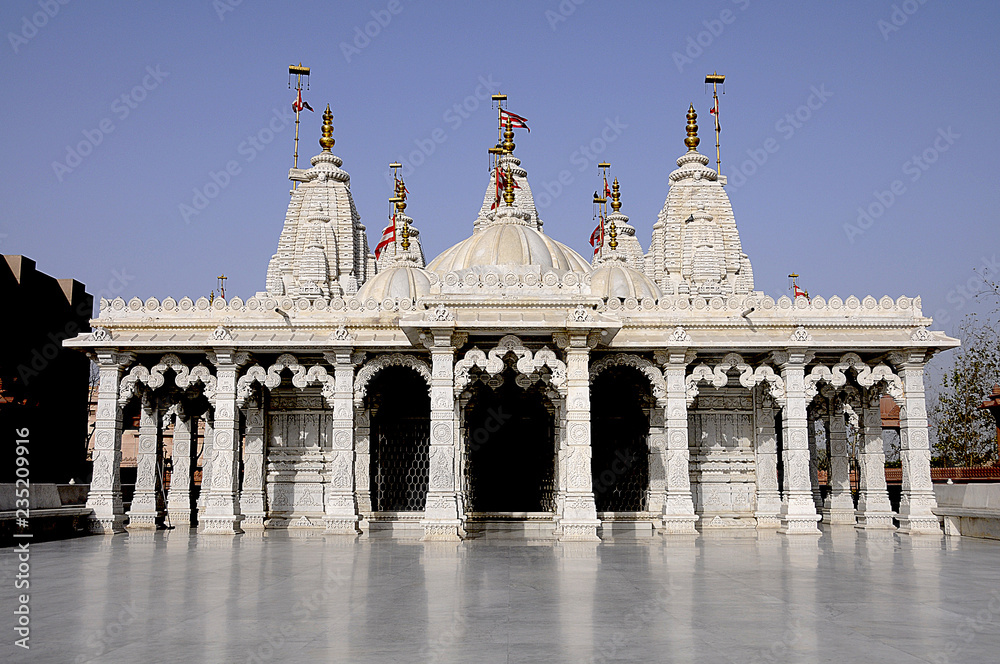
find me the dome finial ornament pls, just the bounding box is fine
[319,104,335,151]
[684,104,700,151]
[610,178,622,213]
[503,164,516,206]
[502,117,516,154]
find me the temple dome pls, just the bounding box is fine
[356,264,432,301]
[428,222,591,275]
[590,260,662,301]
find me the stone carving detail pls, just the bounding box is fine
[910,326,931,342]
[353,353,432,405]
[589,353,666,405]
[428,303,454,321]
[789,326,812,343]
[91,326,112,342]
[669,326,691,343]
[210,325,234,342]
[684,352,784,406]
[236,354,336,406]
[831,352,904,404]
[454,335,568,395]
[571,305,593,322]
[330,325,353,341]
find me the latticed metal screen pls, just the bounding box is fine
[371,416,430,512]
[591,420,649,512]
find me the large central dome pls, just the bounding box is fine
[428,222,591,275]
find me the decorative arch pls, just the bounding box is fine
[236,353,335,406]
[589,353,666,405]
[804,352,905,406]
[684,352,785,406]
[119,353,217,405]
[454,335,567,395]
[353,353,432,406]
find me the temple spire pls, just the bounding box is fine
[502,117,516,155]
[319,104,335,152]
[684,104,700,151]
[610,178,622,213]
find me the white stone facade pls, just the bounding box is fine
[66,105,958,540]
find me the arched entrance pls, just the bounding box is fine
[367,366,431,512]
[590,367,651,513]
[463,371,556,514]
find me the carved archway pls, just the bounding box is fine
[684,352,785,406]
[353,353,432,407]
[454,335,567,396]
[236,353,336,406]
[589,353,666,406]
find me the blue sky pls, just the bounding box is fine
[2,0,998,341]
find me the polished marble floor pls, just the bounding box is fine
[2,527,999,663]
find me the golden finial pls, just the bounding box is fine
[319,104,335,151]
[684,104,699,151]
[608,217,618,251]
[502,117,515,154]
[610,178,622,213]
[503,165,515,206]
[401,218,410,251]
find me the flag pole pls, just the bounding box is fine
[705,72,725,176]
[289,63,310,189]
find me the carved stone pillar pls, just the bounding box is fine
[196,411,214,516]
[239,397,267,529]
[166,405,194,525]
[645,405,667,520]
[776,351,821,534]
[201,350,247,534]
[806,413,824,513]
[455,393,471,532]
[658,349,698,534]
[893,352,942,534]
[856,388,895,530]
[557,332,600,541]
[324,349,360,534]
[128,390,163,529]
[823,393,856,525]
[86,350,132,534]
[754,390,782,528]
[354,406,371,531]
[422,330,464,540]
[553,397,567,535]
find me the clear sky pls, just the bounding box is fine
[2,0,998,344]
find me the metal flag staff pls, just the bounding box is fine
[591,162,610,258]
[705,72,725,175]
[288,63,312,189]
[788,273,809,301]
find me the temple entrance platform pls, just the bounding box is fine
[3,527,997,663]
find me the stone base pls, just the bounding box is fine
[165,510,192,526]
[822,508,857,526]
[754,514,781,529]
[200,516,243,534]
[126,513,159,530]
[897,516,943,535]
[661,515,699,534]
[88,514,126,535]
[779,515,822,535]
[855,512,897,530]
[420,521,464,541]
[557,522,601,542]
[241,515,265,530]
[324,516,360,535]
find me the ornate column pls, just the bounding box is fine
[421,330,464,540]
[806,410,824,512]
[754,390,782,528]
[645,405,667,520]
[656,349,698,534]
[239,396,267,529]
[354,405,371,531]
[855,388,895,529]
[87,350,133,534]
[775,350,821,534]
[323,349,361,534]
[201,350,248,534]
[556,331,600,541]
[196,410,214,516]
[128,390,163,529]
[553,396,567,535]
[892,351,942,534]
[166,404,194,525]
[823,391,856,525]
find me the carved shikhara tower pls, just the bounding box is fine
[67,102,957,542]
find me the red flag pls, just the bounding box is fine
[491,167,503,209]
[374,217,396,259]
[292,89,314,113]
[603,177,611,198]
[709,100,720,132]
[793,284,809,300]
[500,108,530,132]
[589,217,604,256]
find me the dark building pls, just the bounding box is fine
[1,255,92,483]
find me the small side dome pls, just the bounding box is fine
[356,265,432,301]
[591,263,662,302]
[428,223,591,275]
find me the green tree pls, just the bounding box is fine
[931,314,1000,466]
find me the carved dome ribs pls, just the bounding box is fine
[427,223,591,275]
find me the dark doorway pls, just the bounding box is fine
[369,367,431,512]
[465,373,555,512]
[590,367,651,512]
